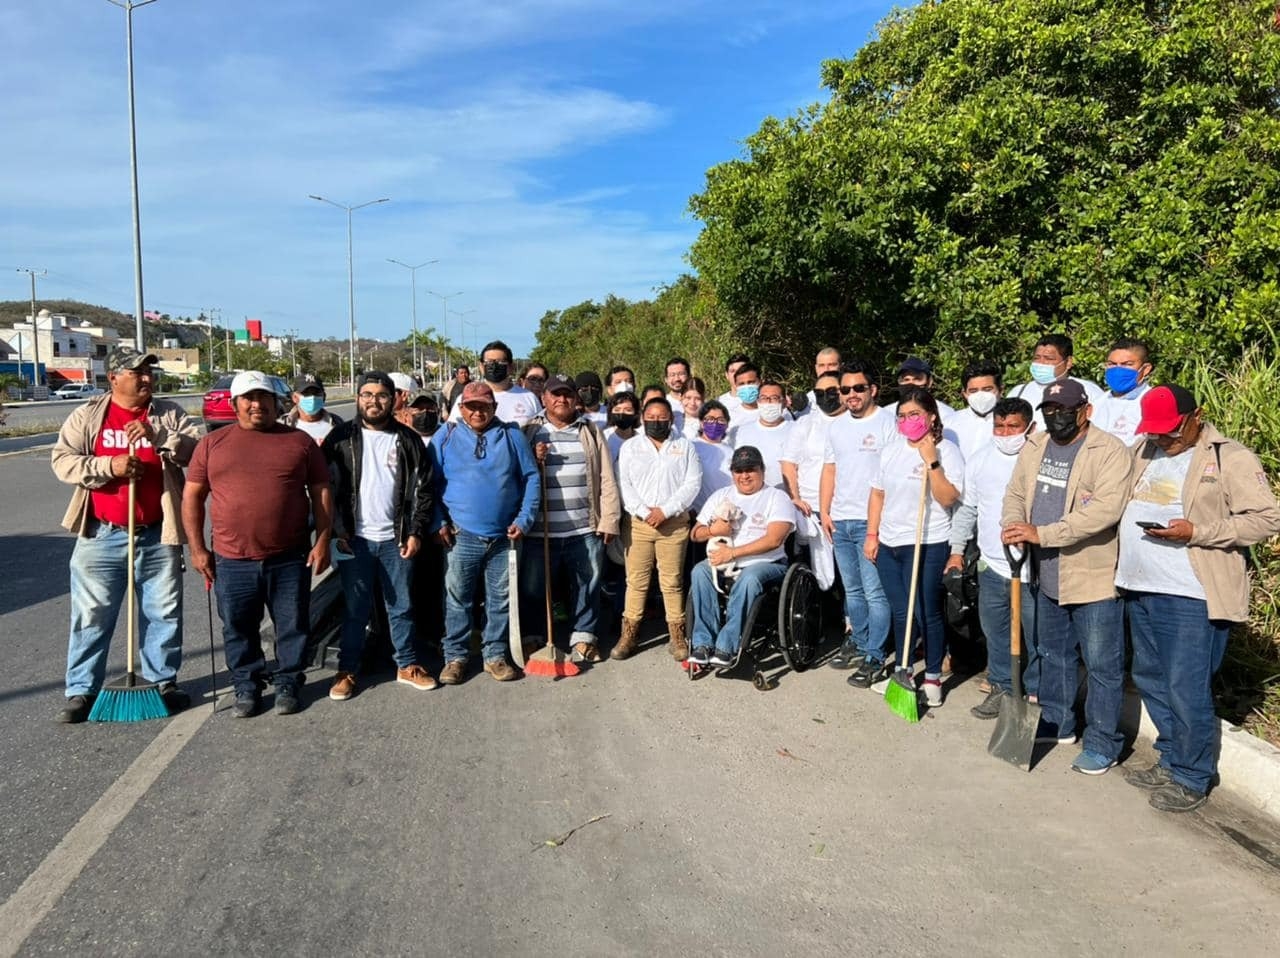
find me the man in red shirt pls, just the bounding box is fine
[51,347,202,723]
[183,371,333,718]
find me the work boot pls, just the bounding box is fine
[611,618,641,660]
[57,694,96,724]
[667,620,689,661]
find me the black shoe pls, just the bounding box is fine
[1149,782,1207,813]
[1123,762,1174,790]
[157,682,190,714]
[969,687,1005,720]
[275,686,301,716]
[829,643,865,671]
[57,694,96,724]
[231,692,260,719]
[848,659,891,688]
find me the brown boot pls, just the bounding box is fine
[611,618,641,660]
[667,619,689,662]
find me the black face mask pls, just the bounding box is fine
[609,413,639,430]
[815,393,843,415]
[578,387,601,407]
[643,420,672,441]
[1043,408,1084,444]
[412,411,439,435]
[482,361,509,384]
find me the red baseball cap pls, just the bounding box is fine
[1136,385,1197,435]
[460,382,496,406]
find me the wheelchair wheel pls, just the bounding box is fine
[777,563,822,672]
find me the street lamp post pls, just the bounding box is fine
[16,268,46,387]
[309,194,390,388]
[427,290,463,379]
[450,308,478,365]
[388,258,438,382]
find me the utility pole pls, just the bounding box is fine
[388,258,438,382]
[15,267,46,387]
[286,328,299,377]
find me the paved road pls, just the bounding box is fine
[1,442,1279,956]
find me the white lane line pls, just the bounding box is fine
[0,704,212,957]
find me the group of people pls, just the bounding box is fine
[52,335,1280,815]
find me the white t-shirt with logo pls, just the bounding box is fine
[782,409,841,504]
[447,384,542,427]
[1116,448,1205,599]
[943,406,993,460]
[692,438,735,513]
[823,407,898,521]
[871,436,965,547]
[1092,383,1151,447]
[356,428,399,542]
[697,484,796,567]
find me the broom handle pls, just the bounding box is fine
[900,465,930,672]
[541,456,553,649]
[126,441,137,682]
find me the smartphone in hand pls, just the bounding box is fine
[1136,521,1167,531]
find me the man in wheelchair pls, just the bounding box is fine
[687,445,797,667]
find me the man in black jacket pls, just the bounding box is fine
[322,371,436,699]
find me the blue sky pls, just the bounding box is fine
[1,1,889,358]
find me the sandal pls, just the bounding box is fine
[573,642,604,664]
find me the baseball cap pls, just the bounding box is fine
[389,372,416,393]
[897,356,932,377]
[575,371,603,390]
[546,374,577,395]
[230,370,276,399]
[1136,385,1198,435]
[408,389,437,409]
[730,445,765,472]
[292,374,324,394]
[460,382,496,406]
[358,371,396,395]
[108,346,159,374]
[1037,379,1088,409]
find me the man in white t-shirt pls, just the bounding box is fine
[687,445,796,667]
[728,380,792,489]
[819,360,898,683]
[449,340,541,427]
[286,374,344,444]
[884,356,957,420]
[1091,337,1154,446]
[781,371,845,515]
[793,346,841,419]
[1007,332,1104,428]
[716,352,752,416]
[943,360,1001,459]
[664,356,691,408]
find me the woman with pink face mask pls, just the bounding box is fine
[864,385,964,707]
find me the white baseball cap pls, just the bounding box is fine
[230,370,276,399]
[389,372,416,393]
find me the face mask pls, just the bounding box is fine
[1104,366,1140,395]
[482,361,509,384]
[1030,362,1060,385]
[966,390,997,416]
[298,395,324,416]
[411,411,439,435]
[578,387,601,407]
[897,415,931,442]
[993,432,1028,456]
[816,393,843,415]
[644,420,672,442]
[1043,408,1083,443]
[609,413,638,430]
[612,381,633,394]
[736,384,760,405]
[758,402,784,424]
[701,420,728,441]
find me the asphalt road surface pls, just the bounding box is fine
[1,439,1279,956]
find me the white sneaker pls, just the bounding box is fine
[871,676,891,695]
[922,679,943,708]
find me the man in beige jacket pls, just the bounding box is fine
[1116,385,1280,812]
[1002,379,1133,775]
[520,374,621,662]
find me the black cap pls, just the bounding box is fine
[546,373,577,395]
[575,371,603,390]
[408,389,437,408]
[358,371,395,395]
[292,374,324,394]
[897,356,932,377]
[1038,379,1088,409]
[730,445,765,472]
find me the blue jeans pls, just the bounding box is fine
[338,536,418,672]
[1127,592,1229,794]
[443,530,514,664]
[875,542,949,675]
[831,519,890,662]
[977,565,1039,696]
[66,521,183,696]
[1036,592,1124,760]
[689,559,787,655]
[521,533,605,644]
[213,550,311,695]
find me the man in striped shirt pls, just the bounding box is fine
[520,374,621,662]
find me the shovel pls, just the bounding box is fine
[987,544,1041,770]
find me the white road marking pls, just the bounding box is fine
[0,704,212,957]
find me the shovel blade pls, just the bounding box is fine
[987,695,1042,771]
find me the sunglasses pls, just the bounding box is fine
[815,387,841,400]
[839,384,871,395]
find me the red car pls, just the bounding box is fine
[202,374,292,429]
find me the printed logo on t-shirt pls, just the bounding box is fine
[99,429,154,450]
[1037,459,1071,494]
[861,434,878,450]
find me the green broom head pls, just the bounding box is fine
[884,669,920,724]
[87,674,169,723]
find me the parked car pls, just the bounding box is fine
[54,383,107,400]
[202,374,293,429]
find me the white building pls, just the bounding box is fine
[0,310,126,386]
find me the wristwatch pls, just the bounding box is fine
[929,460,941,471]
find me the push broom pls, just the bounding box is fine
[524,455,580,678]
[884,466,930,724]
[89,449,169,722]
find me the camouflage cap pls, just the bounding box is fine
[108,346,159,374]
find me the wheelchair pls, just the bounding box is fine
[685,546,828,691]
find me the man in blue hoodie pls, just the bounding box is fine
[430,381,541,683]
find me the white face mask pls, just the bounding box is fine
[757,402,784,424]
[612,381,633,394]
[993,432,1029,456]
[966,390,998,416]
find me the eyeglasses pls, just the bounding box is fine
[839,384,871,395]
[702,416,727,424]
[357,391,392,402]
[524,376,546,385]
[896,411,925,422]
[461,403,492,413]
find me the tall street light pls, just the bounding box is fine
[388,258,438,381]
[309,194,390,388]
[450,308,477,364]
[16,267,47,387]
[106,0,158,353]
[427,290,463,379]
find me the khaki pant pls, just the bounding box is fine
[623,514,689,623]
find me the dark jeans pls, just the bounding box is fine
[1036,591,1125,761]
[214,550,310,695]
[876,541,949,676]
[443,530,514,664]
[1127,591,1229,794]
[338,537,418,672]
[520,533,605,645]
[977,566,1039,696]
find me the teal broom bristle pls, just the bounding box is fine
[884,671,920,724]
[88,685,169,723]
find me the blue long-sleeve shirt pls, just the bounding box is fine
[429,420,541,536]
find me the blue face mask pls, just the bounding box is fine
[298,395,325,415]
[1029,362,1059,385]
[736,384,760,405]
[1104,366,1140,395]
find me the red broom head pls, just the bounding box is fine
[523,653,581,678]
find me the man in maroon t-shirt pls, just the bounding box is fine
[183,371,332,718]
